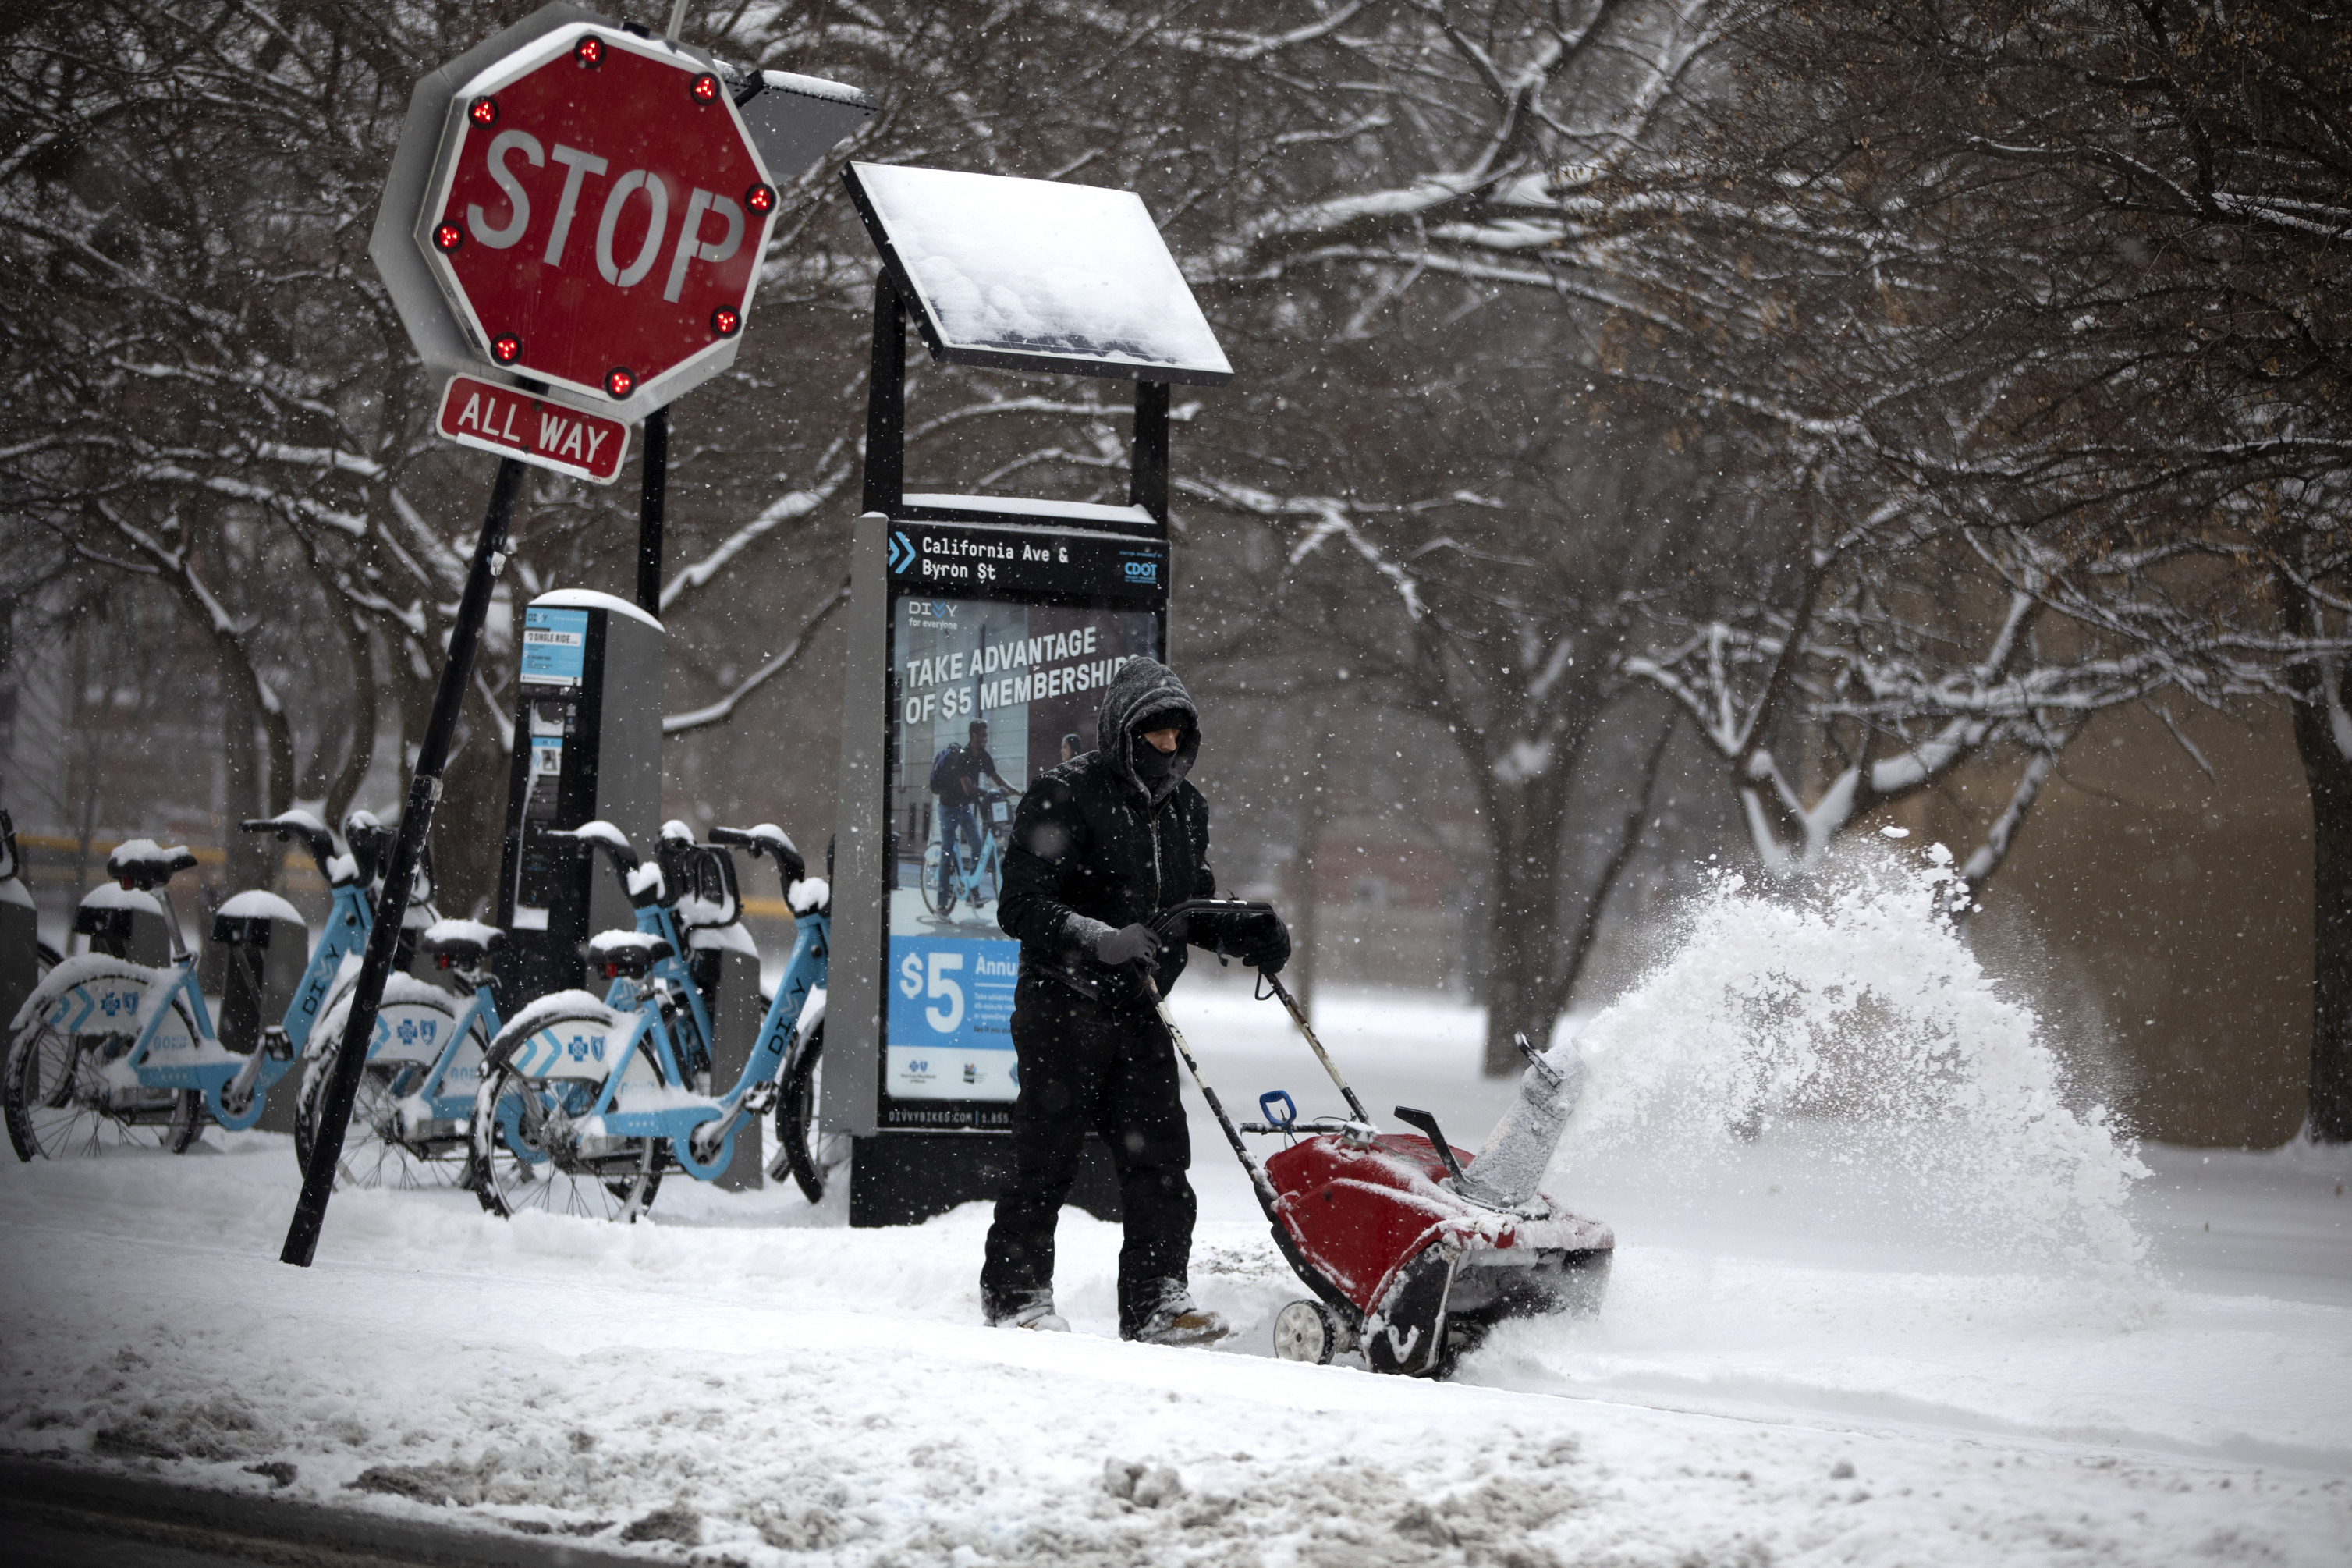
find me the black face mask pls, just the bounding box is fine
[1130,732,1178,787]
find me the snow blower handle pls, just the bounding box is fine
[1142,899,1377,1130]
[1258,970,1375,1129]
[1132,963,1282,1223]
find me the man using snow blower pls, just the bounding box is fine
[983,657,1290,1344]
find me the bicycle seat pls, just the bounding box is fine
[583,929,674,980]
[107,838,199,892]
[423,918,506,970]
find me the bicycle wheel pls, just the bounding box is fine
[5,1020,200,1160]
[470,1059,661,1222]
[775,1021,842,1204]
[293,1036,466,1190]
[920,841,948,916]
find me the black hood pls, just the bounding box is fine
[1095,657,1198,806]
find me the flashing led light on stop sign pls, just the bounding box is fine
[491,335,523,364]
[746,184,776,215]
[434,222,463,251]
[711,307,740,338]
[574,35,604,66]
[468,97,498,127]
[605,367,636,399]
[690,73,721,105]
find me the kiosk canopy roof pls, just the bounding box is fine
[847,163,1233,385]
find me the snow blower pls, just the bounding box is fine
[1140,900,1613,1378]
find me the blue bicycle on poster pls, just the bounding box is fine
[922,789,1017,920]
[470,820,829,1221]
[5,811,403,1160]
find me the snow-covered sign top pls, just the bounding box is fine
[531,587,662,633]
[846,163,1232,385]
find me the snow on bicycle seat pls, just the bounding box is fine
[583,929,674,978]
[106,838,200,891]
[423,917,506,967]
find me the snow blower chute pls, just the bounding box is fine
[1139,900,1613,1378]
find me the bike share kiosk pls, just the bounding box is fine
[495,588,666,1005]
[824,162,1233,1226]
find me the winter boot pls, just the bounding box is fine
[990,1297,1070,1333]
[1130,1289,1229,1347]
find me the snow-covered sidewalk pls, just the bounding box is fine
[4,974,2348,1564]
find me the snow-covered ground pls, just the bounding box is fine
[5,861,2349,1564]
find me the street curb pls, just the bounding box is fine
[0,1454,655,1567]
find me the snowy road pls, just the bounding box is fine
[7,874,2352,1566]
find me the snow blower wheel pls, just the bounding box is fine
[1273,1299,1348,1365]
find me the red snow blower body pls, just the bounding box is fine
[1143,901,1613,1378]
[1261,1127,1612,1376]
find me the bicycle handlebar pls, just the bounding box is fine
[552,821,661,909]
[240,811,342,884]
[710,823,808,889]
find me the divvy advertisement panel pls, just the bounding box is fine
[883,592,1158,1126]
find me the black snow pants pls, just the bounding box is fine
[980,972,1195,1338]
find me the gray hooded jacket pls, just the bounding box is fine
[996,658,1215,1003]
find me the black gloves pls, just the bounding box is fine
[1092,922,1162,967]
[1233,912,1291,975]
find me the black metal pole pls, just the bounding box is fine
[282,456,526,1267]
[636,405,669,616]
[1130,379,1169,530]
[862,277,905,516]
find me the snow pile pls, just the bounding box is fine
[1558,849,2148,1274]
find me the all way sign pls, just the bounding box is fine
[436,374,630,483]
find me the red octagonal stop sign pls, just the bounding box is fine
[415,23,777,409]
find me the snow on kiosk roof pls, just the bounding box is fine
[845,163,1233,386]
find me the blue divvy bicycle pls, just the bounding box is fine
[5,812,403,1159]
[470,820,828,1222]
[290,914,516,1191]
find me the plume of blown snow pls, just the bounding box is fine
[1554,846,2147,1276]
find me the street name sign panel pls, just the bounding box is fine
[437,375,630,483]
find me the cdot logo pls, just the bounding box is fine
[1123,559,1159,584]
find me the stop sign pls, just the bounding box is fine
[413,23,777,412]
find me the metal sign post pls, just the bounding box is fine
[283,458,522,1265]
[637,405,671,615]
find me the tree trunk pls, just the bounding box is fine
[1478,768,1575,1076]
[2290,645,2352,1142]
[1556,712,1675,1004]
[222,697,272,895]
[68,621,98,906]
[427,678,513,919]
[324,615,377,828]
[1288,700,1329,1018]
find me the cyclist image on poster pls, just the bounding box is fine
[928,718,1016,917]
[887,597,1160,1113]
